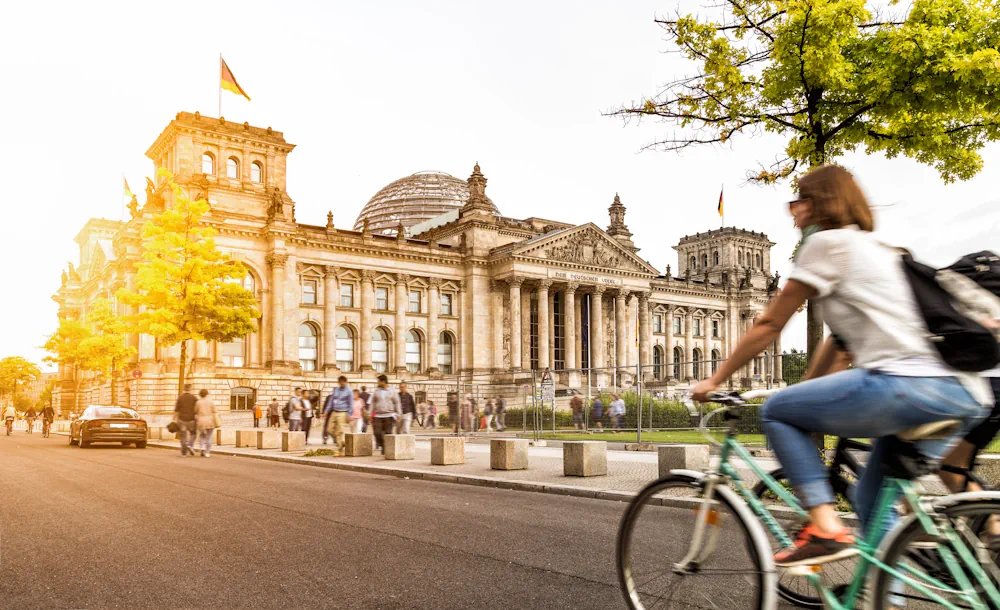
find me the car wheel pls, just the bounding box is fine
[69,431,78,446]
[136,441,147,449]
[79,436,90,448]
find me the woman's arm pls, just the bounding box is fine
[801,336,852,381]
[692,279,815,401]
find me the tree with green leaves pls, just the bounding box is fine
[612,0,1000,355]
[118,171,259,395]
[0,356,41,405]
[76,298,135,406]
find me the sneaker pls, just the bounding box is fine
[774,523,857,567]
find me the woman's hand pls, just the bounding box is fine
[691,379,719,403]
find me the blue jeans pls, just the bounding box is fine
[762,369,985,529]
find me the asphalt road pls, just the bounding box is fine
[0,433,765,610]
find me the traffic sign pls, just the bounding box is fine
[131,369,142,379]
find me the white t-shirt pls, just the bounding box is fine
[790,226,993,406]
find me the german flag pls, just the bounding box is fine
[717,187,724,217]
[220,56,251,101]
[123,176,133,199]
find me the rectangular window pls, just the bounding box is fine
[673,316,682,335]
[375,287,389,311]
[219,337,245,367]
[712,320,720,338]
[302,280,317,305]
[653,314,663,333]
[408,290,421,313]
[694,318,702,337]
[340,284,354,307]
[440,293,453,316]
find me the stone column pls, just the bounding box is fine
[427,278,441,374]
[638,292,650,381]
[615,289,628,375]
[627,294,637,368]
[491,280,504,372]
[537,280,551,370]
[574,293,583,369]
[508,277,522,371]
[360,270,375,372]
[564,283,577,371]
[323,265,339,371]
[394,273,409,375]
[703,314,712,380]
[266,252,288,365]
[520,287,531,369]
[685,310,694,380]
[548,290,556,367]
[590,286,605,371]
[665,305,675,379]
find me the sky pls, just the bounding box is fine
[2,1,997,371]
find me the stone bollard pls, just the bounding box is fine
[281,430,306,452]
[256,429,280,449]
[563,440,608,477]
[490,438,529,470]
[215,428,236,446]
[235,429,257,448]
[345,433,373,457]
[384,434,415,460]
[430,437,465,465]
[658,444,710,478]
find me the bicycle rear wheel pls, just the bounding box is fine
[617,473,769,610]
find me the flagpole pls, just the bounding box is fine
[218,53,222,118]
[721,183,725,229]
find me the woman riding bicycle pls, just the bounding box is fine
[692,164,992,568]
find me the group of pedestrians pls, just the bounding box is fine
[173,384,218,458]
[445,392,508,434]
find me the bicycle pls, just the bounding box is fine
[4,417,13,436]
[616,390,1000,610]
[25,417,34,434]
[41,419,51,438]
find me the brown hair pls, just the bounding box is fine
[797,165,874,232]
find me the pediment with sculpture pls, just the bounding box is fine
[508,224,657,275]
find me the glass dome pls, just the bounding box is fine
[353,170,498,236]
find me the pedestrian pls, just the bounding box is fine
[425,400,437,430]
[287,388,303,432]
[195,389,217,458]
[416,399,427,428]
[359,385,371,433]
[398,382,415,434]
[483,399,495,432]
[495,397,506,432]
[301,390,314,444]
[350,389,365,434]
[268,398,280,429]
[591,396,604,430]
[610,394,626,430]
[252,402,262,428]
[174,383,198,456]
[369,375,401,453]
[460,394,473,433]
[448,392,460,434]
[323,376,353,454]
[570,392,585,430]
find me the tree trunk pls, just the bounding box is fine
[177,340,187,397]
[110,361,118,406]
[807,303,825,451]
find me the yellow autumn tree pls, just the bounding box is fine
[118,171,258,396]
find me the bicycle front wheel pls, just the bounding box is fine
[617,473,769,610]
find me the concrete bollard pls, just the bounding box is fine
[256,429,280,449]
[281,430,306,452]
[563,440,608,477]
[345,433,373,457]
[235,429,256,448]
[384,434,415,460]
[430,437,465,465]
[658,444,710,477]
[490,438,529,470]
[215,428,236,446]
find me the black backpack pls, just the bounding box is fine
[902,251,1000,372]
[281,401,291,422]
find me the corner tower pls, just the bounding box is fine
[144,112,296,220]
[674,228,775,289]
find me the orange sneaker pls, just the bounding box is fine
[774,523,858,567]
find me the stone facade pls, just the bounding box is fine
[51,112,782,414]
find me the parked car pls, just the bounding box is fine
[69,406,147,449]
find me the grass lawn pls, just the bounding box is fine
[536,430,767,446]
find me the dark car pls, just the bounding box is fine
[69,406,147,449]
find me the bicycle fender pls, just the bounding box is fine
[874,491,1000,563]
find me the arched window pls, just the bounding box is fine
[738,251,743,266]
[653,345,663,380]
[747,250,753,266]
[711,349,721,375]
[713,251,720,265]
[690,256,697,269]
[299,324,318,371]
[251,161,263,183]
[701,254,708,268]
[672,346,683,379]
[692,348,702,380]
[201,152,215,175]
[219,335,246,367]
[438,332,454,375]
[756,253,762,269]
[335,326,354,371]
[371,327,389,373]
[227,157,239,179]
[405,330,422,374]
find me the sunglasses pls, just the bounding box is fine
[787,197,811,207]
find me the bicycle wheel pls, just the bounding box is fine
[872,497,1000,610]
[752,468,861,609]
[617,473,769,610]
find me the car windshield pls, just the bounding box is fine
[91,408,137,419]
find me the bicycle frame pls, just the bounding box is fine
[708,432,1000,610]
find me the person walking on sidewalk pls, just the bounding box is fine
[609,394,626,430]
[252,402,262,428]
[301,391,315,444]
[495,397,506,432]
[174,384,198,456]
[324,376,353,454]
[448,392,460,434]
[482,399,495,432]
[195,389,217,458]
[359,385,371,433]
[591,396,604,430]
[397,382,415,434]
[425,400,437,430]
[350,389,365,434]
[268,398,280,429]
[369,375,401,453]
[287,388,304,432]
[570,392,585,430]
